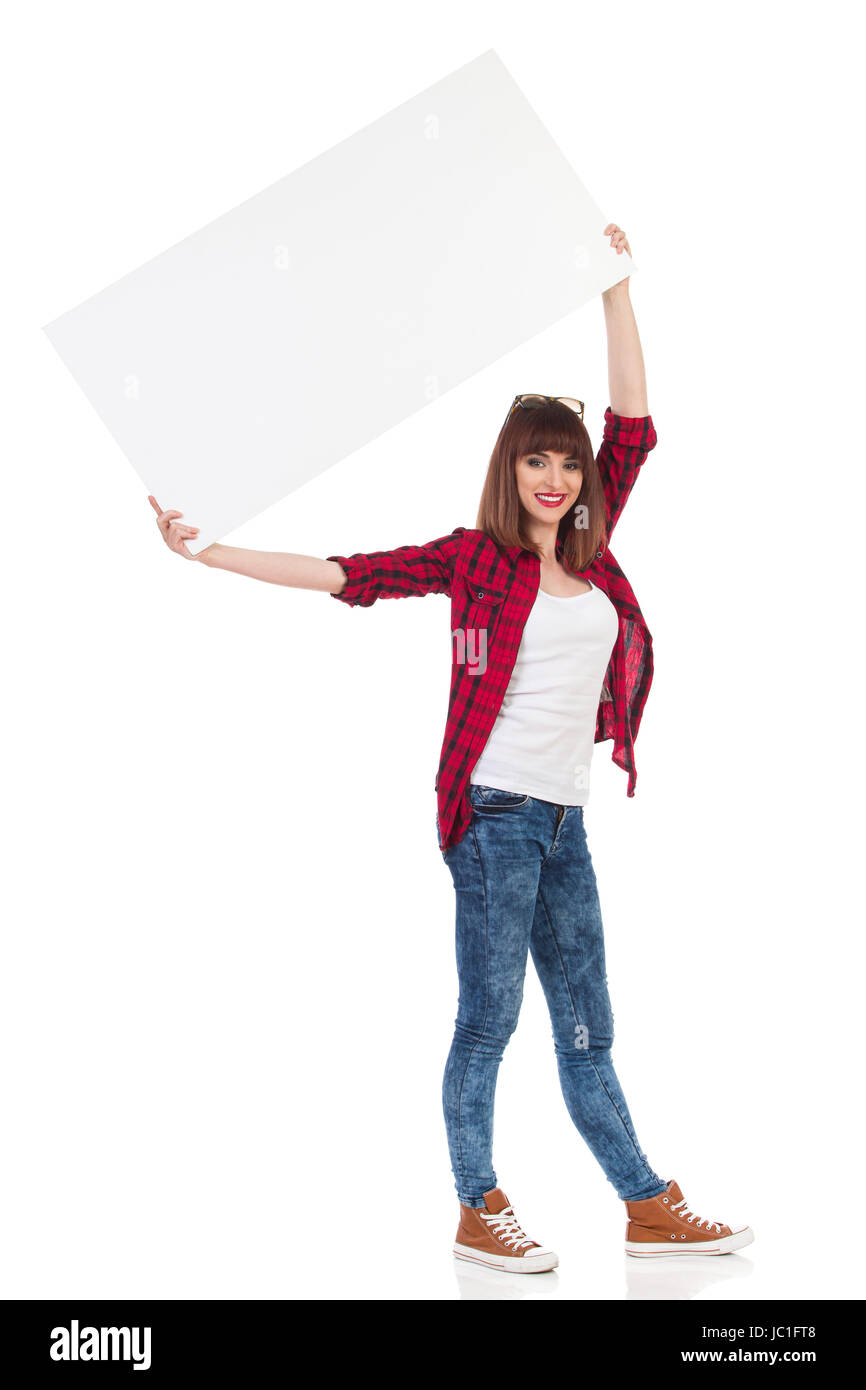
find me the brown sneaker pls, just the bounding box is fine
[625,1179,754,1257]
[453,1188,559,1273]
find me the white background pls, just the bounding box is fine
[2,0,863,1303]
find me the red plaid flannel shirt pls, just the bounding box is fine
[327,408,658,850]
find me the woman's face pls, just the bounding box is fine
[515,449,583,527]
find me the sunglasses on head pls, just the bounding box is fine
[502,394,585,431]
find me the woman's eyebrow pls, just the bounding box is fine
[529,450,580,460]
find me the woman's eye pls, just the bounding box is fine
[528,457,545,467]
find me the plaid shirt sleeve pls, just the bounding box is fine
[325,527,466,607]
[596,408,658,540]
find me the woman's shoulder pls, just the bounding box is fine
[451,528,528,584]
[452,527,507,559]
[452,526,501,549]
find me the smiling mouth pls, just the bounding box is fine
[534,492,568,508]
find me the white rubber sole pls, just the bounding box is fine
[453,1242,559,1273]
[625,1225,755,1257]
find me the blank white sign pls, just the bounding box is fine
[43,48,635,555]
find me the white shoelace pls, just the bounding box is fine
[671,1196,723,1233]
[481,1205,537,1250]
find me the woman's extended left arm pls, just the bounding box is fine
[601,223,648,418]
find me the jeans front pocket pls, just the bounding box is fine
[470,784,530,813]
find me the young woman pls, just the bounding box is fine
[151,223,753,1273]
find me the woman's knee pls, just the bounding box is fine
[452,1010,523,1056]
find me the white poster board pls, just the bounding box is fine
[43,48,635,555]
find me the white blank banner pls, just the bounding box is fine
[43,48,635,555]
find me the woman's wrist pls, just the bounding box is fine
[602,277,631,306]
[195,542,227,567]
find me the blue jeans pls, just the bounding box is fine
[437,785,666,1207]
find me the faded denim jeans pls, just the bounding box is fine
[437,784,666,1207]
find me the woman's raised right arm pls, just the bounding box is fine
[149,496,347,593]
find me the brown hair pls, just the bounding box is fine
[475,400,607,572]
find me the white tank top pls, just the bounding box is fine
[470,581,619,806]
